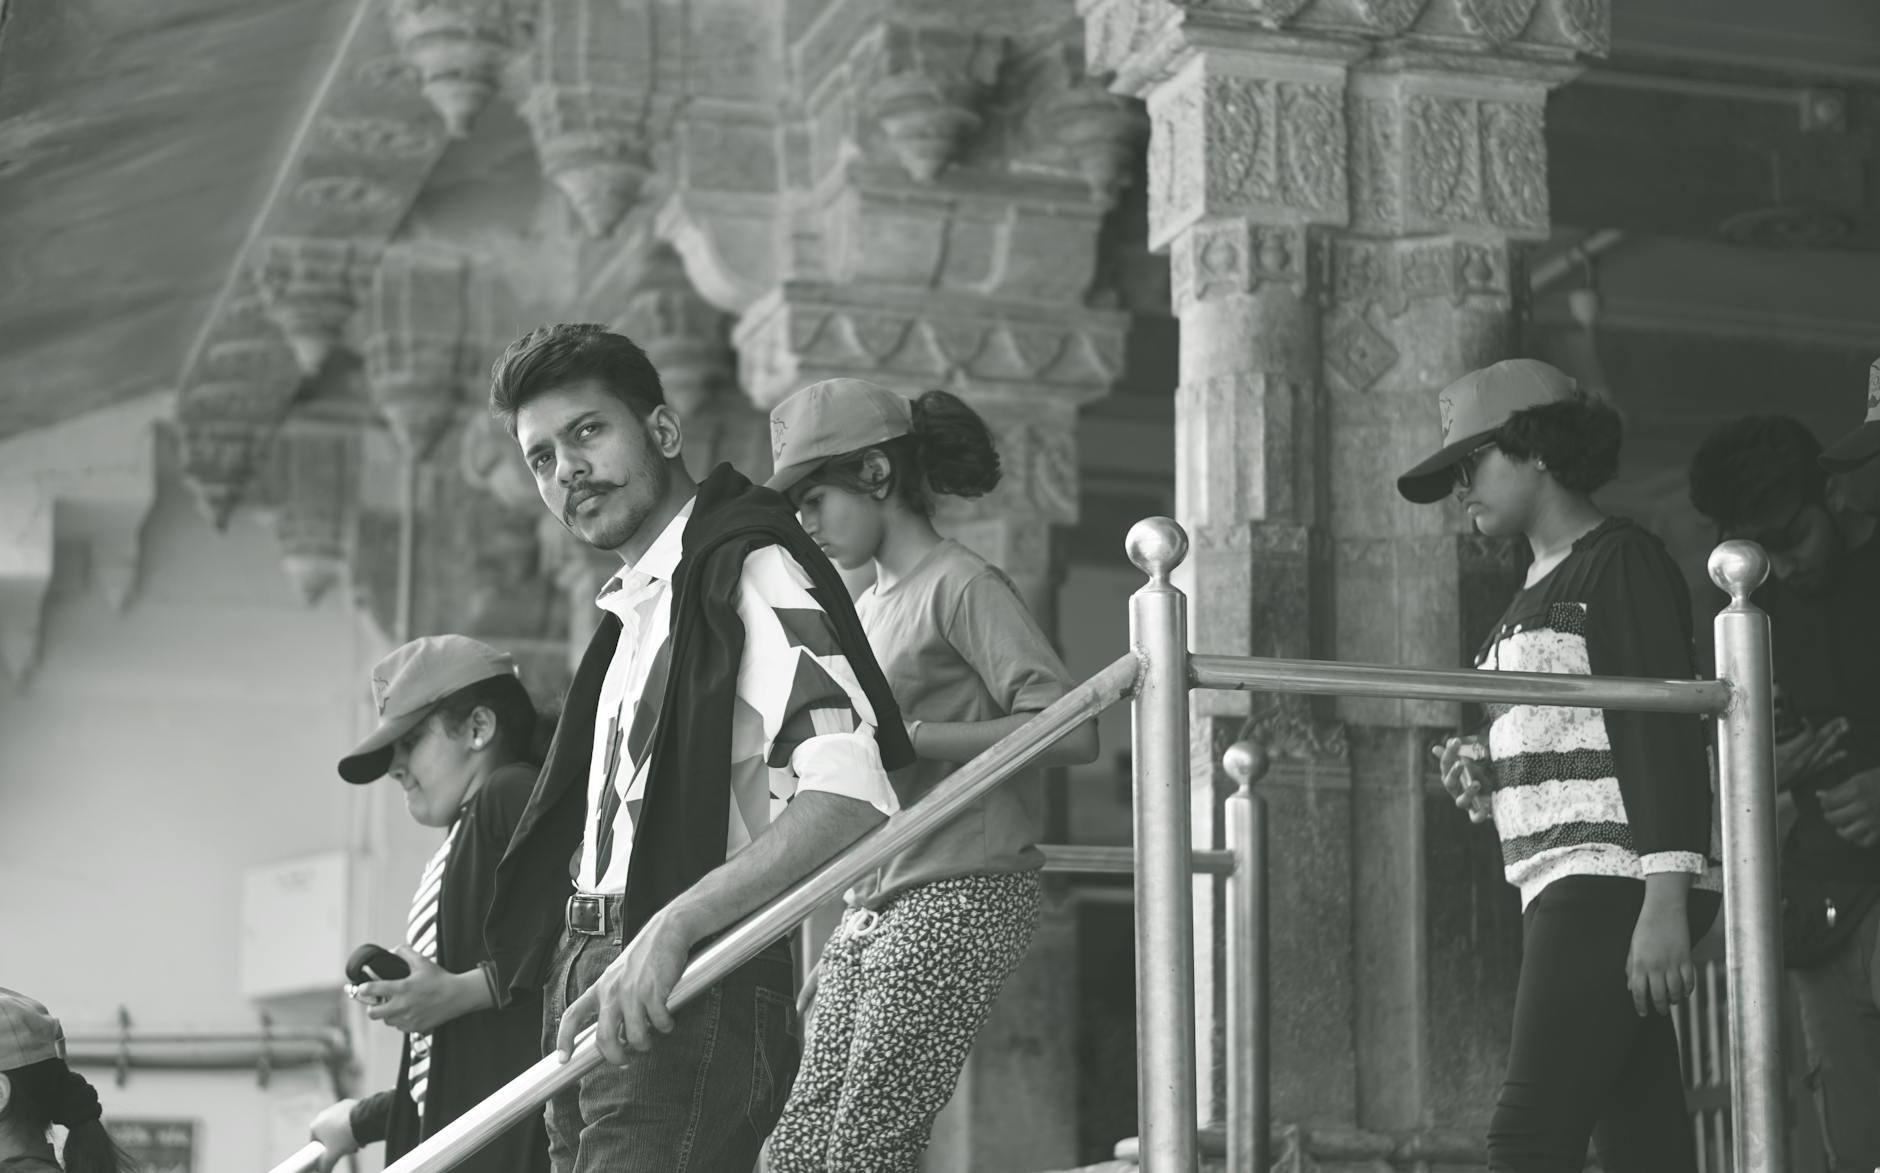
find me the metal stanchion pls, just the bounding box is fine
[1708,540,1786,1173]
[1222,740,1271,1173]
[1126,517,1199,1173]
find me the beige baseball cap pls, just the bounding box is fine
[1397,359,1579,504]
[765,378,915,496]
[1820,358,1880,473]
[0,987,65,1071]
[338,635,520,784]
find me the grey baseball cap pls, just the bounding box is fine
[338,635,519,784]
[765,378,915,496]
[1398,359,1579,504]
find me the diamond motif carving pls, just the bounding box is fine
[1323,311,1399,392]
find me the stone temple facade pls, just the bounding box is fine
[3,0,1879,1170]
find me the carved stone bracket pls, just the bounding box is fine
[176,292,305,528]
[859,24,1006,183]
[245,422,363,607]
[613,241,735,417]
[387,0,531,139]
[363,244,480,459]
[521,0,668,238]
[255,238,379,376]
[1168,218,1316,313]
[733,284,1126,409]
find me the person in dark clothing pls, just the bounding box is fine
[1689,415,1880,1172]
[1400,359,1720,1173]
[1,988,138,1173]
[481,325,914,1173]
[305,636,561,1173]
[1820,358,1880,476]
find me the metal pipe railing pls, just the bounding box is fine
[1039,843,1236,876]
[1126,519,1201,1173]
[371,652,1138,1173]
[1709,541,1786,1173]
[1221,741,1270,1173]
[1191,654,1730,714]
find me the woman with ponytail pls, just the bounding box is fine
[761,380,1098,1173]
[304,636,561,1173]
[0,988,137,1173]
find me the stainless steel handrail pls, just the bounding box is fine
[373,653,1137,1173]
[1192,654,1730,715]
[1039,843,1236,876]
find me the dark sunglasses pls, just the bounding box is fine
[1452,442,1497,491]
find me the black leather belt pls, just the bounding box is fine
[566,893,624,937]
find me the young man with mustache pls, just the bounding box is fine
[480,325,915,1173]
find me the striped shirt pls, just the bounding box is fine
[577,497,900,896]
[1475,517,1721,909]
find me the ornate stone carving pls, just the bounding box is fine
[1036,84,1150,203]
[253,425,359,606]
[520,0,658,238]
[1169,219,1311,312]
[1079,0,1182,83]
[1242,700,1350,765]
[1323,309,1400,393]
[254,238,375,376]
[1453,0,1542,45]
[363,245,478,459]
[613,243,733,417]
[292,176,404,218]
[860,25,1004,183]
[387,0,527,139]
[734,290,1125,408]
[1328,237,1511,317]
[176,333,303,526]
[1407,94,1547,234]
[318,115,440,159]
[1544,0,1609,53]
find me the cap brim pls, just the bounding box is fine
[337,707,429,784]
[763,458,826,497]
[1397,428,1497,504]
[1820,421,1880,473]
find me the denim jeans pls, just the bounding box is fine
[540,927,799,1173]
[1793,898,1880,1171]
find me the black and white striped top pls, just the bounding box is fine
[1475,517,1722,908]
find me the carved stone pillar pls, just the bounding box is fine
[255,238,376,377]
[175,282,306,528]
[1083,0,1604,1160]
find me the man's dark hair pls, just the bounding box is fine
[1494,391,1623,496]
[488,324,666,435]
[1687,415,1826,530]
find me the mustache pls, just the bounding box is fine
[562,481,621,525]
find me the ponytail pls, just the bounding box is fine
[3,1061,139,1173]
[908,391,1002,503]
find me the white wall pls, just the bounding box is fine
[0,447,416,1173]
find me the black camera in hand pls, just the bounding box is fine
[345,943,411,985]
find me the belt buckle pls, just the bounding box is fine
[568,894,611,936]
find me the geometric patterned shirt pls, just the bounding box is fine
[577,497,900,895]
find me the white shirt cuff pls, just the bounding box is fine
[790,730,900,817]
[1639,850,1707,877]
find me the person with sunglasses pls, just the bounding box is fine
[1688,413,1880,1172]
[1401,359,1721,1172]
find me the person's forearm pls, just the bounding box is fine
[1641,870,1693,914]
[913,713,1099,767]
[446,969,495,1021]
[663,791,886,944]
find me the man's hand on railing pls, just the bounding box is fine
[555,906,695,1064]
[307,1100,360,1173]
[1433,735,1495,824]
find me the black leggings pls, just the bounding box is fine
[1488,875,1721,1173]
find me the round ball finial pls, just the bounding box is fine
[1125,517,1189,582]
[1222,740,1270,790]
[1708,540,1771,604]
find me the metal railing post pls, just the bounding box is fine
[1708,540,1786,1173]
[1222,741,1271,1173]
[1126,517,1199,1173]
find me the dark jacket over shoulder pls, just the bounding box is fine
[349,761,559,1173]
[484,463,914,996]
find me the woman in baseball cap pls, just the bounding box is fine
[0,988,136,1173]
[307,636,559,1173]
[762,380,1097,1172]
[1404,360,1721,1172]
